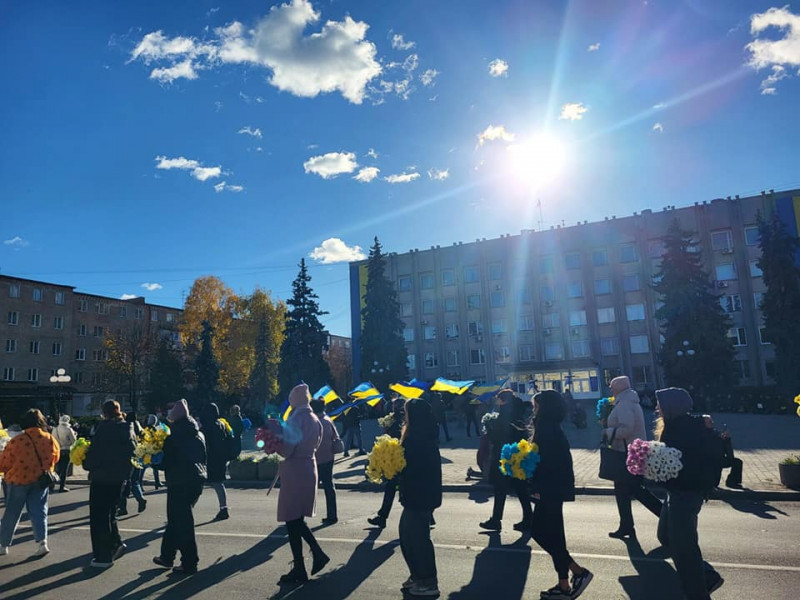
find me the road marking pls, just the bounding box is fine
[68,526,800,574]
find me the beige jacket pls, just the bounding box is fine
[603,388,647,451]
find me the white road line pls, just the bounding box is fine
[67,526,800,574]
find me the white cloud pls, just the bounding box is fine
[354,166,380,182]
[214,181,245,192]
[488,58,509,77]
[131,31,201,62]
[238,125,262,138]
[761,86,778,95]
[559,102,588,120]
[391,33,415,50]
[150,59,199,83]
[587,43,601,52]
[303,151,358,178]
[652,122,664,133]
[385,171,420,183]
[427,168,449,181]
[120,294,139,300]
[155,155,223,182]
[191,166,222,181]
[365,148,379,159]
[310,238,366,263]
[420,68,439,86]
[477,124,515,146]
[142,283,163,291]
[760,64,788,94]
[746,6,800,93]
[3,236,29,248]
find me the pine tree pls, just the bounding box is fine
[653,219,738,408]
[249,317,271,410]
[757,211,800,394]
[278,259,332,397]
[360,237,408,392]
[194,320,220,409]
[147,338,185,414]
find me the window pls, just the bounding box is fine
[630,335,650,354]
[542,312,560,328]
[491,319,507,334]
[600,337,619,356]
[464,266,479,283]
[446,349,460,366]
[78,324,87,336]
[749,260,763,278]
[715,263,737,281]
[711,230,733,251]
[52,342,62,356]
[407,354,416,370]
[620,244,639,263]
[626,304,645,321]
[490,290,505,307]
[95,302,109,315]
[540,255,555,274]
[423,326,437,341]
[398,276,412,292]
[519,286,532,305]
[728,327,747,346]
[31,314,41,328]
[74,372,84,384]
[135,308,143,320]
[29,340,40,354]
[518,315,534,331]
[565,253,581,270]
[166,312,175,323]
[7,311,18,325]
[33,288,42,302]
[79,299,88,312]
[445,323,459,339]
[495,346,511,363]
[765,360,776,378]
[422,300,434,314]
[468,321,484,337]
[91,373,103,386]
[151,310,158,322]
[737,360,751,379]
[27,368,38,382]
[648,240,665,258]
[119,305,128,318]
[467,294,481,310]
[5,339,16,353]
[519,345,535,362]
[53,316,63,329]
[594,278,612,295]
[441,270,455,286]
[622,274,640,292]
[424,352,438,368]
[566,281,583,298]
[569,310,587,326]
[744,226,760,246]
[403,327,415,343]
[420,273,434,290]
[92,349,108,361]
[401,302,413,317]
[9,283,20,298]
[443,297,457,312]
[488,263,503,280]
[470,348,486,364]
[93,325,104,337]
[719,295,742,313]
[753,292,764,309]
[597,307,616,324]
[540,284,555,303]
[75,348,86,361]
[571,339,590,358]
[545,342,564,360]
[759,327,771,344]
[55,291,65,305]
[592,249,608,266]
[2,367,15,381]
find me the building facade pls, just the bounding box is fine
[349,189,800,399]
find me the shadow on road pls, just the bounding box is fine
[447,530,531,599]
[714,498,789,519]
[617,536,682,600]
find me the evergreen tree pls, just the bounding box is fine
[147,338,185,414]
[360,237,408,392]
[653,219,738,407]
[194,320,220,409]
[757,211,800,394]
[278,259,332,396]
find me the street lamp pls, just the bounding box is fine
[676,340,696,358]
[49,368,71,418]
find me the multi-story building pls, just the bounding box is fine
[349,189,800,399]
[0,275,181,418]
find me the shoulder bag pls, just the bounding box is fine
[598,428,629,482]
[25,433,59,491]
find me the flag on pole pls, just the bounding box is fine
[279,398,292,421]
[349,382,383,402]
[313,385,339,405]
[389,381,426,399]
[471,379,509,403]
[430,377,475,395]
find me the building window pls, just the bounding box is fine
[765,360,776,378]
[597,307,616,324]
[424,352,438,368]
[630,335,650,354]
[728,327,747,346]
[7,311,18,325]
[151,310,158,322]
[468,321,484,337]
[2,367,15,381]
[565,253,581,270]
[518,315,534,331]
[720,295,742,313]
[490,290,505,307]
[491,319,507,334]
[592,249,608,267]
[495,346,511,363]
[74,372,84,384]
[420,273,434,290]
[626,304,646,321]
[166,312,175,323]
[119,305,128,318]
[540,255,555,274]
[33,288,42,302]
[711,230,733,252]
[648,240,665,258]
[594,278,612,295]
[600,337,619,356]
[29,340,40,354]
[444,297,457,312]
[519,286,532,305]
[715,263,737,281]
[749,260,763,278]
[5,339,16,353]
[423,326,437,341]
[519,345,535,362]
[398,276,412,292]
[446,349,460,366]
[93,325,104,337]
[91,373,103,386]
[95,302,109,315]
[55,291,65,305]
[620,244,639,263]
[737,360,751,379]
[744,226,760,246]
[540,284,555,303]
[467,294,481,310]
[545,342,564,361]
[569,310,587,326]
[753,292,764,309]
[422,300,434,314]
[571,339,590,358]
[53,316,63,329]
[565,281,582,299]
[470,348,486,364]
[92,349,108,361]
[464,266,480,283]
[78,324,87,336]
[75,348,86,361]
[759,327,771,344]
[441,270,455,287]
[401,303,413,317]
[9,283,20,298]
[27,368,38,382]
[52,342,62,356]
[403,327,415,342]
[31,314,41,328]
[622,274,641,292]
[445,323,459,339]
[542,313,560,328]
[79,299,88,312]
[135,308,143,320]
[488,263,503,280]
[407,354,416,370]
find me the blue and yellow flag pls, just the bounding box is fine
[349,381,383,407]
[389,381,426,399]
[314,385,339,405]
[279,398,293,421]
[431,377,475,395]
[471,379,508,403]
[328,400,355,419]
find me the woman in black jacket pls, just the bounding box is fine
[398,398,442,597]
[529,390,593,600]
[82,400,136,569]
[200,403,230,521]
[368,393,406,529]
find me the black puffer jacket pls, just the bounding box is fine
[160,417,207,486]
[661,414,724,496]
[399,399,442,510]
[83,419,136,484]
[200,403,229,482]
[488,402,527,484]
[529,419,575,502]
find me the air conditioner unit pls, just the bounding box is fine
[721,248,733,255]
[475,335,483,342]
[421,319,428,325]
[715,281,728,289]
[544,329,552,336]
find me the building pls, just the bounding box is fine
[1,275,181,418]
[349,189,800,399]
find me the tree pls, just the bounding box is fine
[325,341,353,396]
[147,337,185,414]
[278,259,332,397]
[103,323,157,415]
[757,211,800,394]
[242,288,286,413]
[653,219,738,408]
[359,237,408,392]
[194,320,220,409]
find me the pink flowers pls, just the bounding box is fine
[626,438,650,476]
[255,422,282,455]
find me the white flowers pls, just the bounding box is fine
[642,441,683,482]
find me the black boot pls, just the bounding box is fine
[279,560,308,584]
[311,550,330,575]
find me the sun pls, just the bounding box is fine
[506,133,567,191]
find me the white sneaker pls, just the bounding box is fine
[33,541,49,556]
[0,546,8,556]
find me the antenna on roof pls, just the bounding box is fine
[536,197,544,231]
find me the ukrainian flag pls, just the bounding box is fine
[314,385,339,405]
[431,377,475,395]
[328,401,355,419]
[389,381,426,399]
[471,379,508,403]
[279,398,293,421]
[349,381,383,407]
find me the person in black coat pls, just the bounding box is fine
[398,398,442,597]
[200,402,230,521]
[529,390,593,600]
[82,400,136,569]
[228,405,244,459]
[368,393,406,529]
[153,399,207,575]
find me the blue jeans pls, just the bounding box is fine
[0,482,49,547]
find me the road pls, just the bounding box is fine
[1,485,799,599]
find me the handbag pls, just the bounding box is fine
[25,433,59,491]
[598,428,629,482]
[331,437,345,455]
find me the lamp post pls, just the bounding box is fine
[49,368,72,418]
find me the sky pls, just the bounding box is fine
[2,0,800,337]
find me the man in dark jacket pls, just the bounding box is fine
[342,404,365,457]
[368,394,406,529]
[200,403,231,521]
[82,400,136,569]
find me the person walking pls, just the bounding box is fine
[0,408,60,557]
[342,404,365,457]
[398,398,442,597]
[82,400,137,568]
[142,415,162,490]
[152,399,207,575]
[529,390,594,599]
[274,384,328,584]
[118,412,146,516]
[368,393,406,529]
[463,396,481,438]
[228,405,244,460]
[602,376,662,539]
[311,399,342,525]
[200,403,231,522]
[430,393,452,442]
[52,415,76,493]
[655,388,724,599]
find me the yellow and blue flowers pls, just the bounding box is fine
[133,423,170,467]
[596,396,616,421]
[498,439,540,480]
[365,434,406,483]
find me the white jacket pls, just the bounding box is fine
[603,388,647,451]
[53,423,77,450]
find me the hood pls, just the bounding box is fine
[201,402,220,425]
[616,388,640,405]
[289,383,311,408]
[59,415,72,426]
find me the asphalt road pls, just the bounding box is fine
[1,485,799,599]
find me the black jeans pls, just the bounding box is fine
[464,408,480,437]
[491,476,533,522]
[399,507,437,585]
[530,498,572,579]
[318,460,337,520]
[377,476,398,519]
[161,481,203,568]
[439,420,451,441]
[56,451,70,491]
[286,517,323,562]
[613,474,662,531]
[89,482,125,562]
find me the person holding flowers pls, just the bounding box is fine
[118,412,146,516]
[529,390,593,600]
[200,403,232,522]
[142,415,162,490]
[311,399,342,525]
[368,392,406,529]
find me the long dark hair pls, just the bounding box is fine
[401,398,438,444]
[19,408,48,431]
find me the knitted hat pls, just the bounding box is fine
[289,383,311,408]
[168,399,189,422]
[655,387,693,420]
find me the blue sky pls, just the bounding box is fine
[2,0,800,336]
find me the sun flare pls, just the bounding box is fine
[506,133,567,191]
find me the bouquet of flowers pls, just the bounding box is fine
[481,411,499,435]
[0,428,10,453]
[499,439,541,480]
[596,396,616,422]
[365,434,406,483]
[219,417,234,436]
[794,394,800,417]
[626,439,683,482]
[69,437,91,466]
[133,423,170,468]
[377,413,395,431]
[255,422,282,454]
